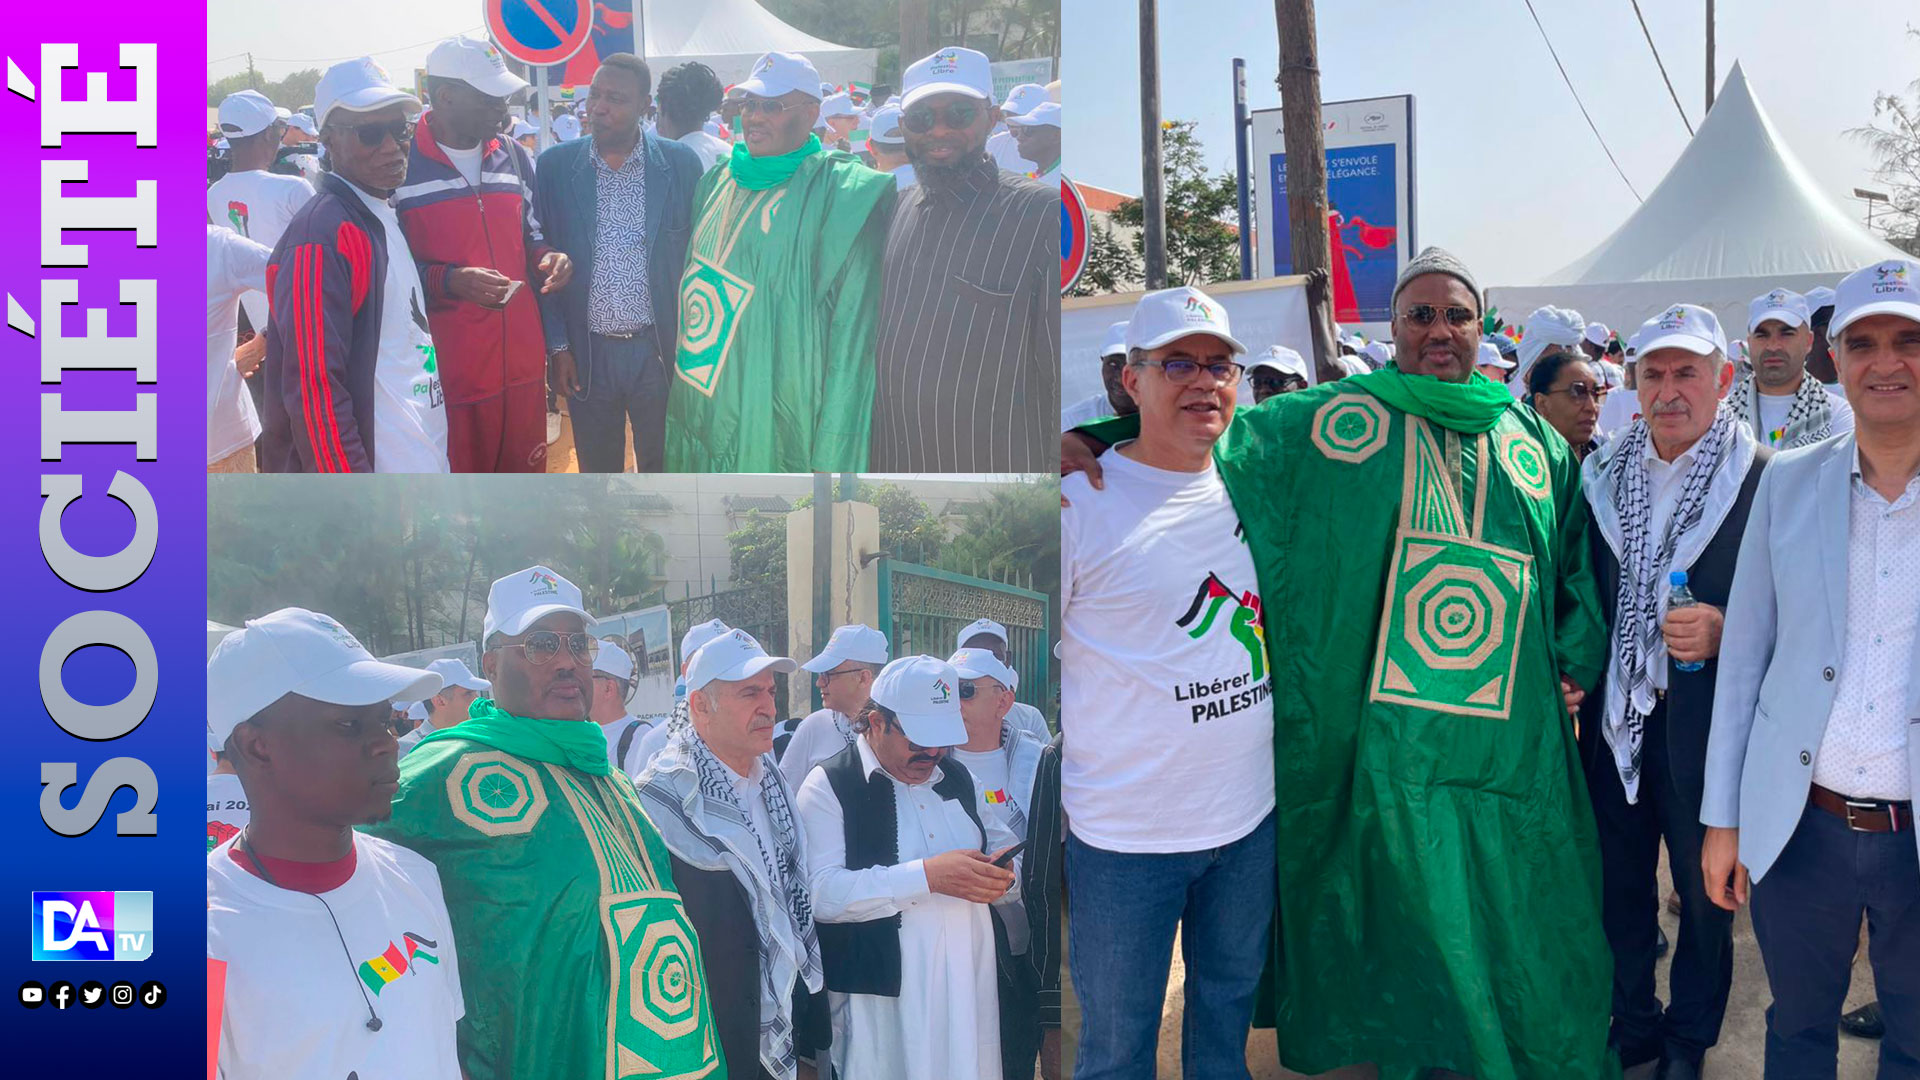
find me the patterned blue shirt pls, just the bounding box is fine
[588,137,652,334]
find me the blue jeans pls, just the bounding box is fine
[1068,812,1277,1080]
[1750,804,1920,1080]
[570,332,666,472]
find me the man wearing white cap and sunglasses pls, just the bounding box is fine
[987,82,1049,174]
[207,608,465,1080]
[636,630,829,1080]
[1703,258,1920,1076]
[796,654,1019,1080]
[396,657,490,756]
[873,46,1059,474]
[1006,100,1061,185]
[365,565,721,1080]
[1730,287,1854,450]
[208,89,316,343]
[259,57,448,474]
[781,623,891,789]
[1248,344,1312,404]
[668,49,895,473]
[1065,252,1616,1077]
[955,617,1051,747]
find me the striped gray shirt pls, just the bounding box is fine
[872,157,1060,471]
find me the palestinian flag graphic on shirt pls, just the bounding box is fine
[1175,572,1267,680]
[357,931,440,995]
[226,201,249,237]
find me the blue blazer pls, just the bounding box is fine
[1702,432,1920,879]
[532,131,702,376]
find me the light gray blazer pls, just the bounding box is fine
[1701,432,1920,880]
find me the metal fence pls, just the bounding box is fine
[878,561,1053,721]
[668,583,791,717]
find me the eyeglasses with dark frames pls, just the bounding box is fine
[1133,358,1246,386]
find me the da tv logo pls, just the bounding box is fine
[31,892,153,961]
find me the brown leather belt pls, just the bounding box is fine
[1809,783,1911,833]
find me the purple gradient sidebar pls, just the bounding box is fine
[0,8,208,1071]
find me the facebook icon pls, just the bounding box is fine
[31,892,153,961]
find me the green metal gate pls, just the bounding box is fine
[877,562,1053,721]
[668,583,791,717]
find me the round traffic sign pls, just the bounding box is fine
[1061,176,1088,295]
[484,0,594,67]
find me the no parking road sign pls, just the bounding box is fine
[1061,177,1088,295]
[485,0,594,67]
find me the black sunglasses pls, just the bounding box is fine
[1401,303,1478,328]
[902,101,980,134]
[737,97,805,117]
[491,631,598,666]
[337,118,416,149]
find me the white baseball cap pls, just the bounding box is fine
[425,36,529,100]
[686,628,798,692]
[802,624,890,673]
[902,46,993,109]
[1748,288,1810,333]
[314,56,421,131]
[1250,345,1310,379]
[737,52,824,101]
[1124,286,1248,355]
[820,92,857,120]
[1476,340,1515,370]
[1630,303,1729,359]
[483,564,596,640]
[871,655,968,747]
[679,619,731,662]
[404,701,429,723]
[218,90,282,138]
[947,647,1016,688]
[868,105,905,145]
[426,657,490,693]
[1830,258,1920,338]
[1363,341,1393,368]
[999,82,1049,118]
[207,608,442,748]
[593,639,634,681]
[1806,285,1837,313]
[1583,322,1612,348]
[510,117,537,138]
[1006,101,1061,129]
[955,618,1009,649]
[1100,320,1129,359]
[287,112,318,137]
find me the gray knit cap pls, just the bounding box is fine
[1391,246,1482,317]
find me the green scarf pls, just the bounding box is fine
[728,134,822,190]
[1353,363,1513,434]
[416,698,611,775]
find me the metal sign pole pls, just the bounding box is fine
[1232,58,1252,281]
[535,65,551,152]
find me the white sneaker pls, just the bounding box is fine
[546,409,563,446]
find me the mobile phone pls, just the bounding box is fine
[991,841,1028,868]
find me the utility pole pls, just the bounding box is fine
[811,472,833,712]
[1232,58,1253,280]
[1140,0,1167,289]
[247,52,257,92]
[1275,0,1329,289]
[901,0,931,71]
[1704,0,1715,115]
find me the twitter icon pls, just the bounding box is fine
[79,981,105,1009]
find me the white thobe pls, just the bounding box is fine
[795,736,1002,1080]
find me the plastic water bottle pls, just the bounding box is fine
[1668,570,1705,672]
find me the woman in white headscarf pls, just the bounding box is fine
[1514,305,1587,399]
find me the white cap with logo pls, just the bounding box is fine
[1124,286,1248,355]
[1251,345,1310,379]
[820,92,857,120]
[802,624,890,673]
[425,36,530,100]
[1005,101,1060,129]
[1748,288,1810,333]
[315,56,421,131]
[1805,285,1837,313]
[1100,320,1130,359]
[686,628,798,691]
[1583,322,1612,348]
[947,647,1016,688]
[999,83,1050,118]
[902,46,994,109]
[593,640,634,681]
[955,618,1009,649]
[736,52,824,101]
[207,608,442,748]
[679,619,731,663]
[871,655,968,747]
[1630,304,1730,359]
[1830,258,1920,338]
[218,90,282,138]
[483,564,597,640]
[426,657,490,693]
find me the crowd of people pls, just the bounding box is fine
[207,564,1061,1080]
[1060,252,1918,1079]
[205,37,1061,476]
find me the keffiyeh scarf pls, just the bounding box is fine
[634,720,823,1079]
[1728,371,1835,449]
[1582,404,1756,802]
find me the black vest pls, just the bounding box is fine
[815,741,985,997]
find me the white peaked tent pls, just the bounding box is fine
[646,0,878,91]
[1488,62,1906,338]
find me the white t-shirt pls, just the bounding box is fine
[208,833,465,1080]
[947,744,1029,954]
[1596,387,1641,436]
[206,771,250,854]
[1061,390,1116,432]
[437,141,483,186]
[677,130,731,173]
[780,707,859,790]
[206,225,270,464]
[987,130,1034,174]
[1061,447,1277,853]
[600,714,655,777]
[207,168,316,332]
[345,182,450,473]
[1757,391,1795,446]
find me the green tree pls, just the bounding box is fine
[1850,28,1920,249]
[726,482,947,587]
[208,68,323,112]
[933,478,1060,599]
[1068,217,1140,297]
[1087,119,1243,292]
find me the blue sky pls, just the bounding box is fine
[1063,0,1918,285]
